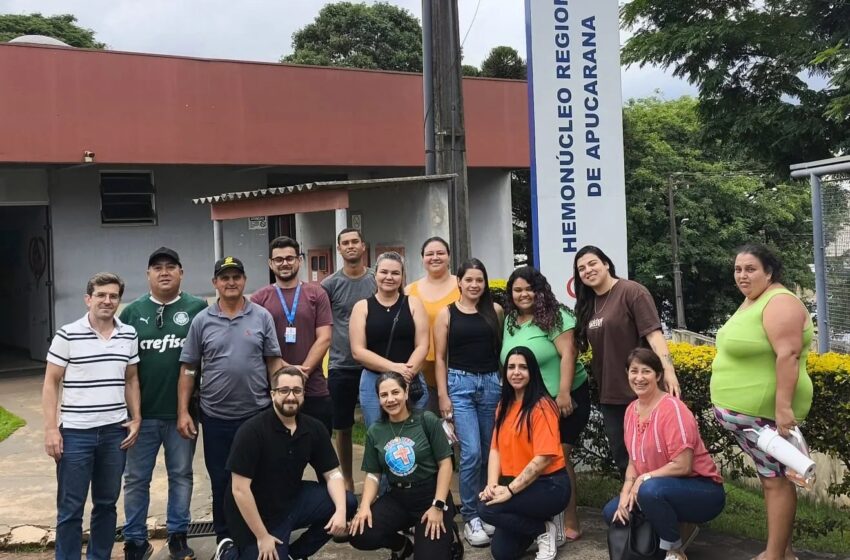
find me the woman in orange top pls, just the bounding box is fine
[406,237,460,413]
[478,346,570,560]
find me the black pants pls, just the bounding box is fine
[350,481,456,559]
[302,395,334,436]
[600,403,631,478]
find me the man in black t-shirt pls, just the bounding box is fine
[215,367,357,560]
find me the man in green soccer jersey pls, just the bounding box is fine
[120,248,207,560]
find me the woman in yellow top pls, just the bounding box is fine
[711,244,813,560]
[406,237,460,414]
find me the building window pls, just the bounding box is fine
[100,172,156,225]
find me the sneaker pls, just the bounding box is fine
[480,519,496,536]
[534,521,557,560]
[167,532,195,559]
[389,536,414,560]
[214,538,236,560]
[124,541,153,560]
[553,511,567,547]
[463,517,490,547]
[664,550,688,560]
[680,524,700,552]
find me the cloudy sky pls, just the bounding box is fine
[0,0,696,101]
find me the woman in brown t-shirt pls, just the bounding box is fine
[572,245,680,477]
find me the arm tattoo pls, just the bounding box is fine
[511,456,548,491]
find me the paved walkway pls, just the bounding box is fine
[0,374,845,559]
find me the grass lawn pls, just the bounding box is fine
[0,406,25,442]
[575,472,850,554]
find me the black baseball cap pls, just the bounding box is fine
[148,247,181,267]
[214,256,245,276]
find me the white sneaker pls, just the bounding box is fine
[553,510,567,547]
[480,518,496,536]
[664,550,688,560]
[464,517,491,547]
[534,520,557,560]
[214,538,235,560]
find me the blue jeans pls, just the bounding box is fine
[602,476,726,550]
[55,422,127,560]
[448,369,500,522]
[201,410,260,540]
[233,483,357,559]
[359,369,430,428]
[478,471,570,560]
[123,419,196,544]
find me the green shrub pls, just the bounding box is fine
[572,343,850,499]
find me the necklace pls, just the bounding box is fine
[456,301,476,313]
[390,415,409,439]
[376,293,400,312]
[594,282,617,315]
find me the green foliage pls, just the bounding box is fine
[0,13,104,48]
[480,46,526,80]
[282,2,422,72]
[573,343,850,502]
[510,169,533,266]
[623,97,813,332]
[620,0,850,172]
[461,64,480,77]
[0,406,25,442]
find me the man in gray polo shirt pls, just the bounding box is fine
[177,256,282,543]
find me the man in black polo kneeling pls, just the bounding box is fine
[215,366,356,560]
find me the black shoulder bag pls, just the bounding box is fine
[607,507,661,560]
[385,295,426,403]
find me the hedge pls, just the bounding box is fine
[572,342,850,499]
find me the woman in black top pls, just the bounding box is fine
[350,251,430,428]
[433,258,504,547]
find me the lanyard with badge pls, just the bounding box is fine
[274,283,301,344]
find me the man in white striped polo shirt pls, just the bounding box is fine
[42,272,142,560]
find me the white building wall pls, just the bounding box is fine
[468,169,515,280]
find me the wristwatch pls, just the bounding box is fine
[432,499,448,511]
[641,474,653,483]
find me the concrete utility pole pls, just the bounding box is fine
[422,0,470,269]
[667,177,687,329]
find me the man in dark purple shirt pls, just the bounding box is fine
[252,236,334,434]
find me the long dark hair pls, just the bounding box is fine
[374,372,413,422]
[456,258,502,351]
[735,243,785,284]
[495,346,558,441]
[504,266,568,335]
[574,245,619,353]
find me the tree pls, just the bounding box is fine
[0,13,104,48]
[624,97,813,332]
[621,0,850,172]
[461,64,480,77]
[282,2,422,72]
[480,46,526,80]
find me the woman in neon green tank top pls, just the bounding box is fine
[711,244,813,560]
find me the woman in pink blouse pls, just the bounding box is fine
[602,348,725,560]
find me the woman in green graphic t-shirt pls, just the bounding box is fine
[711,244,813,560]
[349,372,458,559]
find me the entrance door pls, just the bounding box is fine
[307,248,333,283]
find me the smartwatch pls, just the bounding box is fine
[432,499,448,511]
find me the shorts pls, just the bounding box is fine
[713,406,784,477]
[328,368,362,430]
[559,380,591,446]
[302,394,333,436]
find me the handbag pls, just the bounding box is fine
[385,295,425,403]
[607,507,660,560]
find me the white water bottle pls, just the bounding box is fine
[748,426,816,489]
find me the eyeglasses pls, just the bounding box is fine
[271,387,304,396]
[155,305,164,329]
[270,256,299,265]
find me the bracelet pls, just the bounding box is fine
[506,484,515,496]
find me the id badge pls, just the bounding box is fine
[284,326,297,344]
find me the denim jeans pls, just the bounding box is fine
[55,422,127,560]
[359,369,430,428]
[201,410,260,539]
[123,419,196,545]
[233,483,357,559]
[478,471,570,560]
[448,368,500,522]
[602,476,726,550]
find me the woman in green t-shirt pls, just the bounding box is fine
[711,244,813,560]
[349,372,458,559]
[500,266,589,543]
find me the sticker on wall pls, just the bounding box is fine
[248,216,267,230]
